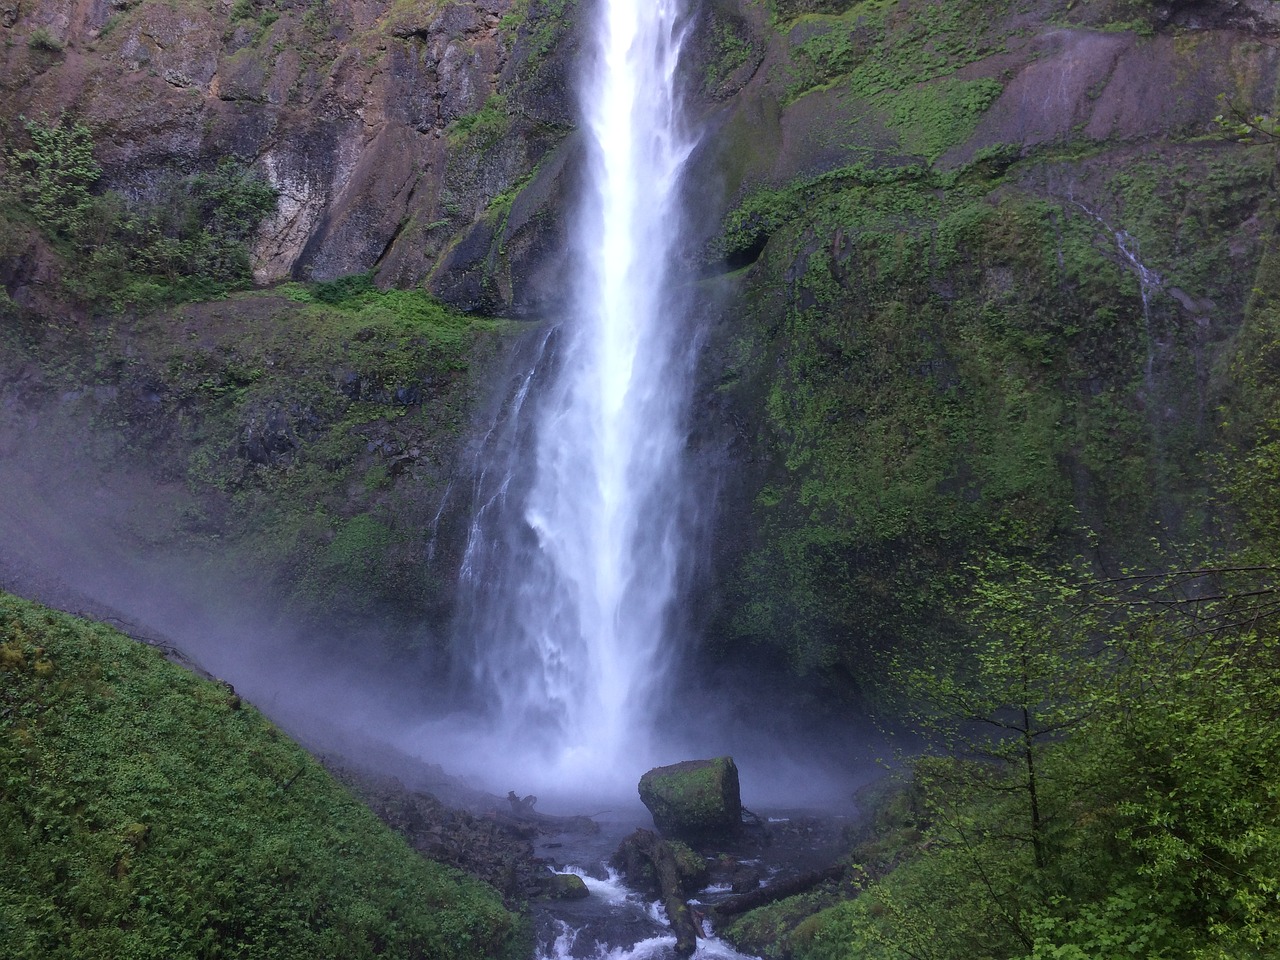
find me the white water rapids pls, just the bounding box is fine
[536,868,758,960]
[433,0,703,793]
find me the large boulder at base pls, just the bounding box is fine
[638,757,742,842]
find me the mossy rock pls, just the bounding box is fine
[612,831,712,897]
[638,757,742,842]
[541,872,590,900]
[669,839,712,893]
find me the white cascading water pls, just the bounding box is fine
[442,0,699,791]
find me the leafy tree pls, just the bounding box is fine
[812,560,1280,960]
[896,558,1103,874]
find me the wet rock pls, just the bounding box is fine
[612,829,709,898]
[239,404,299,465]
[730,864,761,893]
[338,370,362,399]
[638,756,742,842]
[541,871,590,900]
[608,828,700,957]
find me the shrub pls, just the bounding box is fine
[6,115,99,237]
[26,27,64,53]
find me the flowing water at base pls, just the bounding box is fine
[534,868,756,960]
[525,808,858,960]
[536,872,750,960]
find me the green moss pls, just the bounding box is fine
[704,14,760,90]
[783,0,1017,99]
[725,880,858,959]
[11,282,505,640]
[883,78,1003,161]
[503,0,578,67]
[449,95,511,149]
[710,135,1267,702]
[639,759,740,837]
[0,592,525,960]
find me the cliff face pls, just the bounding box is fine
[2,0,1279,702]
[684,0,1280,700]
[0,0,575,309]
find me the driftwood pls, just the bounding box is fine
[623,829,700,957]
[710,863,845,921]
[500,792,600,835]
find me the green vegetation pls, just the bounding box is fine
[770,0,1026,159]
[449,95,512,148]
[0,268,506,641]
[0,592,525,960]
[7,114,99,237]
[146,282,500,632]
[711,139,1272,705]
[26,27,65,54]
[703,13,760,92]
[5,115,277,310]
[768,555,1280,960]
[524,0,578,60]
[783,3,1012,96]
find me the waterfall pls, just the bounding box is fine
[442,0,698,791]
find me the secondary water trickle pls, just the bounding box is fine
[442,0,701,792]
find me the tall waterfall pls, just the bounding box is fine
[445,0,698,789]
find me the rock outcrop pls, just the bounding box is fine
[4,0,1280,714]
[0,0,575,309]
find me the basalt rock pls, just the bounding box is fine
[638,757,743,842]
[612,829,710,898]
[540,871,590,901]
[609,829,702,957]
[0,0,575,307]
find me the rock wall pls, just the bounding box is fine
[678,0,1280,702]
[4,0,1280,706]
[0,0,575,308]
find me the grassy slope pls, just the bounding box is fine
[0,592,526,960]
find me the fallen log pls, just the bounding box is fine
[710,863,846,921]
[618,829,700,957]
[502,791,600,834]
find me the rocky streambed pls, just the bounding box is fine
[331,753,865,960]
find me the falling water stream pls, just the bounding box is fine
[445,0,702,791]
[435,2,765,955]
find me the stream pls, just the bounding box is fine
[525,806,857,960]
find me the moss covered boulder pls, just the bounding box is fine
[639,757,743,842]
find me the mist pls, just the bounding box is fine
[0,389,891,817]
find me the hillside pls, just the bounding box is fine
[0,591,525,960]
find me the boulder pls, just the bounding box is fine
[608,829,701,957]
[638,757,742,842]
[540,872,589,901]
